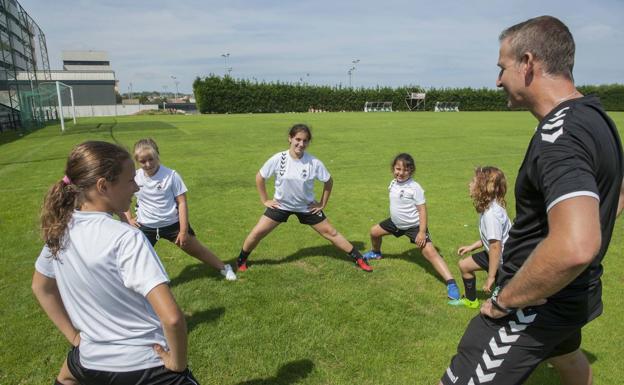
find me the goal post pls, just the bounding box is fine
[34,80,76,132]
[54,81,76,132]
[22,81,77,132]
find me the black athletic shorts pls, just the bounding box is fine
[378,218,431,244]
[440,303,593,385]
[66,346,200,385]
[139,222,196,246]
[263,207,327,225]
[471,250,490,270]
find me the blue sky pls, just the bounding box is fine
[22,0,623,94]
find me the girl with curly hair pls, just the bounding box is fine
[450,166,511,308]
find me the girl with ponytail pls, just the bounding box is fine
[33,141,199,385]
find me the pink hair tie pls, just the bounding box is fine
[62,175,72,185]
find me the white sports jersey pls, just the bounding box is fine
[479,200,511,254]
[259,151,331,212]
[388,178,426,230]
[35,211,170,372]
[135,165,187,228]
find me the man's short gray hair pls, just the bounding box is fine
[500,15,575,80]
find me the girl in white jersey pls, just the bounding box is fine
[236,124,372,272]
[122,138,236,281]
[363,153,460,300]
[450,166,511,309]
[32,141,198,385]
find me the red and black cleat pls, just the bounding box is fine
[355,258,373,272]
[237,260,248,272]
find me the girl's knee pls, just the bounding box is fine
[458,258,468,273]
[322,227,338,239]
[420,242,433,253]
[370,225,384,238]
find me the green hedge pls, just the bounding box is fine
[193,75,624,113]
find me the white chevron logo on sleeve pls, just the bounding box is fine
[509,321,528,332]
[541,128,564,143]
[446,368,459,383]
[517,309,537,323]
[489,337,511,355]
[476,364,496,383]
[467,378,475,385]
[499,327,520,343]
[483,351,504,369]
[548,113,566,122]
[551,106,570,119]
[542,119,564,130]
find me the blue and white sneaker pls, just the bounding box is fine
[362,250,383,260]
[447,283,460,300]
[220,264,237,281]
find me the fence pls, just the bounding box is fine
[60,104,159,118]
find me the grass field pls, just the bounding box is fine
[1,111,622,385]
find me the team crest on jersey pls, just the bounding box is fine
[399,189,405,198]
[301,169,308,179]
[156,183,163,190]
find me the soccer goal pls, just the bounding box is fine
[434,102,460,112]
[364,101,393,112]
[34,81,76,132]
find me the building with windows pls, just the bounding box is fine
[0,0,54,130]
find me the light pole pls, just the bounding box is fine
[221,53,230,75]
[171,76,179,99]
[348,66,355,88]
[128,82,133,99]
[350,59,360,87]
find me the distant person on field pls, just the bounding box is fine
[32,141,198,384]
[121,138,236,281]
[362,153,460,300]
[236,123,373,272]
[449,166,511,309]
[439,16,623,385]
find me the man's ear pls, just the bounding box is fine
[521,52,535,86]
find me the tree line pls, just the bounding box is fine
[193,75,624,113]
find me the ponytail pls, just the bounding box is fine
[41,180,81,257]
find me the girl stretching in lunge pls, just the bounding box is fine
[32,141,199,384]
[122,138,236,281]
[236,124,372,272]
[449,166,511,308]
[362,153,460,300]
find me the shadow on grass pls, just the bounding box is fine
[525,349,596,384]
[250,241,366,267]
[170,263,226,288]
[0,122,49,146]
[377,245,449,284]
[186,307,225,333]
[0,155,67,166]
[236,359,314,385]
